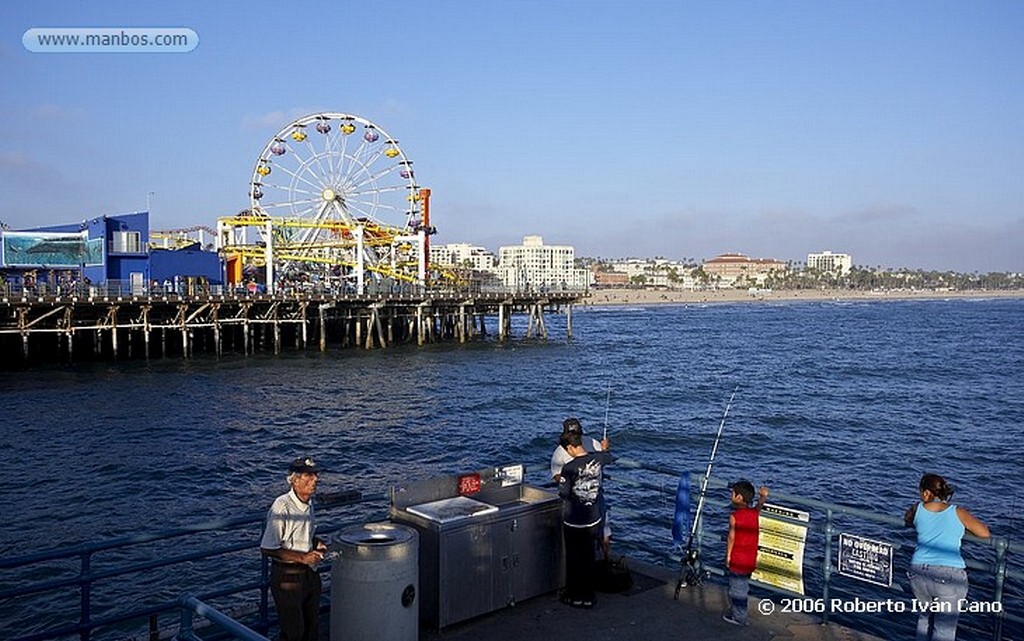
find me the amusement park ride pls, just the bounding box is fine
[215,112,438,295]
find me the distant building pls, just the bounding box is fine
[806,251,852,276]
[616,260,657,280]
[497,235,590,291]
[590,267,629,288]
[430,242,497,271]
[606,258,695,289]
[150,244,222,294]
[702,253,786,287]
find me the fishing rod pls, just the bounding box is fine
[602,378,612,441]
[675,384,739,597]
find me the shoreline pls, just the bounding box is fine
[580,287,1024,307]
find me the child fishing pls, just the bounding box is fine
[723,479,769,626]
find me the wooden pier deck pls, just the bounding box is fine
[0,290,583,367]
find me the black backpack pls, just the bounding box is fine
[595,556,634,593]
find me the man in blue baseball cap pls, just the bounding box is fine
[260,457,329,641]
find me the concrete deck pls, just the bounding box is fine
[417,559,883,641]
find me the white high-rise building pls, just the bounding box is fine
[497,236,590,291]
[430,243,496,271]
[807,251,852,275]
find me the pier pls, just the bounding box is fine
[0,288,582,366]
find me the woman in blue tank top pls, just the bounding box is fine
[903,473,990,641]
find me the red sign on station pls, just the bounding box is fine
[457,473,481,495]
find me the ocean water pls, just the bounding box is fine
[1,297,1021,639]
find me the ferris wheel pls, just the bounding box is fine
[243,112,428,291]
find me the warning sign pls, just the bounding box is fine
[838,533,893,587]
[752,503,810,595]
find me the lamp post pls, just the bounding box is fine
[146,191,155,213]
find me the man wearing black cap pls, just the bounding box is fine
[550,418,606,483]
[260,457,328,641]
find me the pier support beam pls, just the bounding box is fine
[458,304,467,343]
[176,303,189,358]
[371,305,387,349]
[211,304,221,358]
[240,303,252,356]
[416,305,425,346]
[319,303,333,352]
[523,302,547,339]
[273,307,281,356]
[16,307,29,361]
[107,306,120,360]
[64,307,74,363]
[138,306,150,360]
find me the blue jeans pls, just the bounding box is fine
[908,564,969,641]
[727,571,750,624]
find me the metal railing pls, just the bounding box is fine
[609,458,1021,641]
[175,596,269,641]
[0,490,382,641]
[0,281,590,301]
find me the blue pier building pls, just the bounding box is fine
[0,211,222,295]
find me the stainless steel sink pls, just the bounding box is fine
[405,495,499,524]
[477,484,558,509]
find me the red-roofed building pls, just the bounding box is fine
[702,253,787,286]
[590,267,630,288]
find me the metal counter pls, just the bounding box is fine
[390,464,562,629]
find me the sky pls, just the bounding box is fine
[2,1,1022,272]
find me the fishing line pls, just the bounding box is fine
[675,384,740,597]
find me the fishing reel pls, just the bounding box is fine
[673,549,708,597]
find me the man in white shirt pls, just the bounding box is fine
[261,457,328,641]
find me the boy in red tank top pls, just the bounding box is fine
[724,480,769,626]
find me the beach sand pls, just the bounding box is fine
[581,287,1024,307]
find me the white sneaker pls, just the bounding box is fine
[722,614,746,626]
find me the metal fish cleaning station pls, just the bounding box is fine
[1,459,1019,641]
[0,289,581,365]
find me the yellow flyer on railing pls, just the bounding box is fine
[752,503,810,594]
